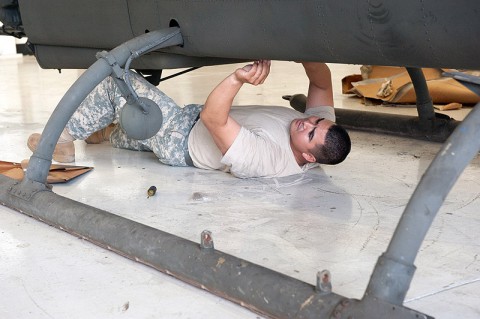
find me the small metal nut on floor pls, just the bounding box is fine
[200,230,214,250]
[316,269,332,294]
[147,186,157,198]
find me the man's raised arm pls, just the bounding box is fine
[200,60,271,154]
[302,62,334,110]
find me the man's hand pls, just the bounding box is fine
[234,60,271,86]
[200,60,271,155]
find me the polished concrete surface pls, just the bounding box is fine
[1,55,479,319]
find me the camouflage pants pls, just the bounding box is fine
[66,73,202,167]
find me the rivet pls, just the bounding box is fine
[200,230,214,249]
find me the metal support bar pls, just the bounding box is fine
[159,66,200,82]
[25,27,183,184]
[365,102,480,305]
[285,67,453,142]
[283,95,460,143]
[335,296,434,319]
[0,175,347,319]
[335,109,459,143]
[0,173,433,318]
[406,67,435,130]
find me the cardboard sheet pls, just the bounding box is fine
[342,66,480,105]
[0,160,93,183]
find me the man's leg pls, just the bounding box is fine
[151,103,203,167]
[110,125,152,152]
[29,72,199,164]
[27,77,119,162]
[108,72,182,153]
[66,77,118,140]
[109,73,203,166]
[109,101,202,167]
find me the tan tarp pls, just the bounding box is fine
[342,66,480,105]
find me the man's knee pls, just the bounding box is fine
[110,125,151,151]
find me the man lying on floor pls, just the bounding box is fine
[28,61,351,178]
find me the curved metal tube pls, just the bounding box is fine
[406,67,435,129]
[365,102,480,304]
[25,28,183,183]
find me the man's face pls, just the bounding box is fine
[289,116,334,160]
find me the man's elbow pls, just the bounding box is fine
[199,110,213,127]
[200,109,227,129]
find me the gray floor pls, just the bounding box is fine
[1,55,479,319]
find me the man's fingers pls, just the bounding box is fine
[259,60,271,84]
[253,60,270,85]
[241,60,270,85]
[242,63,254,72]
[246,61,259,78]
[252,61,263,82]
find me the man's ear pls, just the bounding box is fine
[302,152,316,163]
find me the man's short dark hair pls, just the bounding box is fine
[312,124,351,165]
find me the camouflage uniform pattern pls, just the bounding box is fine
[66,73,202,167]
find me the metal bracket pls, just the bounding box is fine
[330,296,433,319]
[95,51,123,79]
[200,230,214,250]
[8,178,51,201]
[95,50,134,104]
[365,253,416,305]
[316,269,332,294]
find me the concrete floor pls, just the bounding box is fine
[0,55,479,319]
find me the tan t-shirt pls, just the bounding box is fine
[188,105,335,178]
